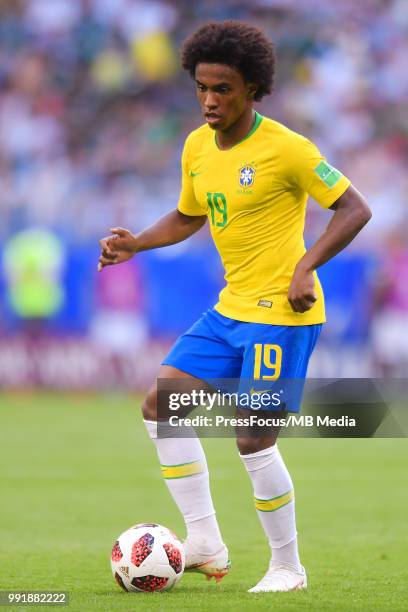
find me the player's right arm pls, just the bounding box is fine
[99,133,207,271]
[98,210,207,270]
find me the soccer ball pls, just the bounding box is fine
[111,523,185,593]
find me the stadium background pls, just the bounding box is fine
[1,3,407,610]
[0,0,407,387]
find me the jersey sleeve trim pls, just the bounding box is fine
[315,175,351,209]
[177,205,207,217]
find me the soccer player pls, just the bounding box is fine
[98,22,371,592]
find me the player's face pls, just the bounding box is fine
[195,63,256,131]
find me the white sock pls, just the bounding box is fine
[240,445,301,570]
[144,420,223,553]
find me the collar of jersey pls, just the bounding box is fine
[214,111,263,151]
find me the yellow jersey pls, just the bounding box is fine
[177,112,351,325]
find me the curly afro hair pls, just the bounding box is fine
[181,21,275,102]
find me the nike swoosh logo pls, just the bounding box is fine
[189,171,202,177]
[250,388,274,395]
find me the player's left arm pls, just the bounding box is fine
[288,184,371,313]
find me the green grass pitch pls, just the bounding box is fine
[1,392,407,611]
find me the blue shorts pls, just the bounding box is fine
[163,308,322,413]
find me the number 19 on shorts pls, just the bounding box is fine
[253,343,282,380]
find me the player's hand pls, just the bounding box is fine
[98,227,138,271]
[287,265,317,313]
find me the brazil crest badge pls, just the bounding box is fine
[238,164,255,188]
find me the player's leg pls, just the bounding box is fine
[236,323,322,592]
[143,364,228,576]
[142,310,241,580]
[237,419,305,592]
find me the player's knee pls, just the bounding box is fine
[141,386,158,421]
[236,436,276,455]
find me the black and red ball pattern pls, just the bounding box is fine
[131,533,154,567]
[111,541,123,562]
[131,575,169,592]
[163,542,183,574]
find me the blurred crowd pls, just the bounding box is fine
[0,0,407,378]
